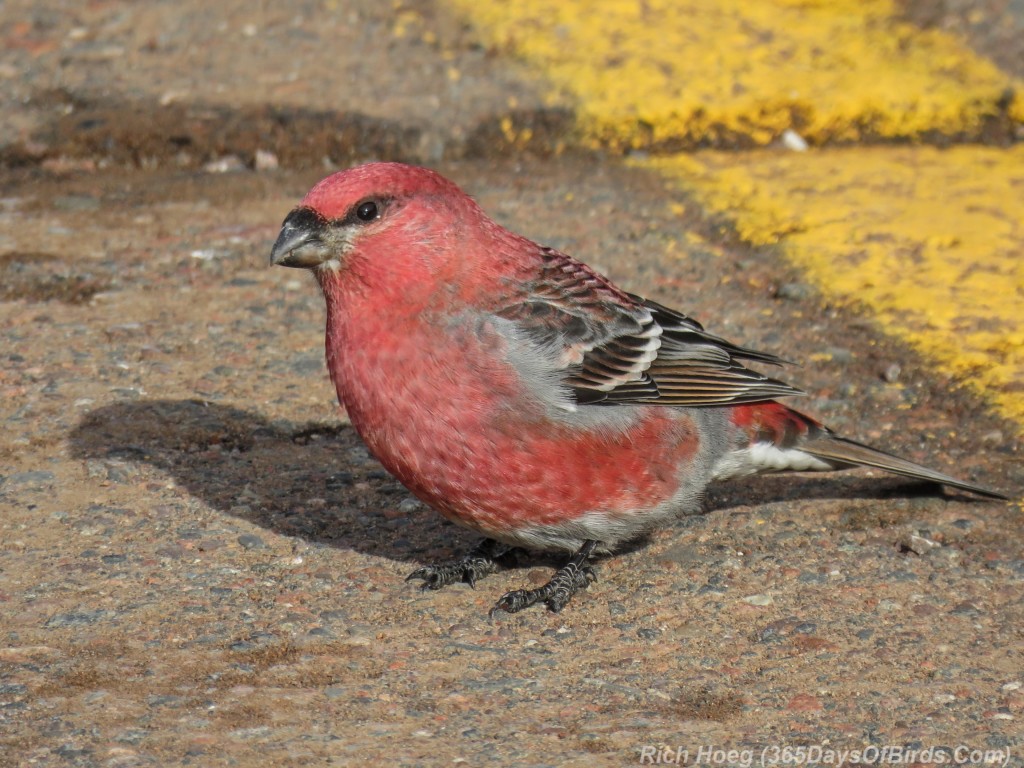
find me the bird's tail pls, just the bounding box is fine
[712,402,1007,499]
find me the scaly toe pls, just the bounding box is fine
[405,566,445,589]
[489,589,541,616]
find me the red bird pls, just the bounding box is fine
[270,162,1005,614]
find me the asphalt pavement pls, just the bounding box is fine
[1,1,1022,765]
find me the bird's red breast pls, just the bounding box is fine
[323,295,702,537]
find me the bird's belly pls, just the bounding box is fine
[352,389,704,549]
[329,315,711,550]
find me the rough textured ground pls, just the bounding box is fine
[1,2,1022,767]
[901,0,1024,79]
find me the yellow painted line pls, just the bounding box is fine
[448,0,1021,149]
[640,147,1024,429]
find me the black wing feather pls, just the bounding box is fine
[497,249,802,408]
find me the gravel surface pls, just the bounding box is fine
[1,2,1022,766]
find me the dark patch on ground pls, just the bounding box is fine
[1,89,579,173]
[3,91,424,171]
[3,85,1019,176]
[671,688,745,722]
[0,250,110,304]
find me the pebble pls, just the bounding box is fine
[781,129,809,151]
[398,497,421,513]
[949,601,982,616]
[105,322,146,339]
[901,533,939,555]
[325,472,355,489]
[290,355,324,375]
[825,346,854,363]
[882,362,902,383]
[237,534,267,550]
[697,583,727,595]
[148,695,185,708]
[52,195,100,211]
[55,746,91,760]
[203,155,246,173]
[254,149,280,171]
[229,726,272,740]
[786,693,823,711]
[797,572,827,584]
[114,730,149,745]
[775,282,812,301]
[2,470,56,489]
[109,387,144,400]
[45,610,113,628]
[979,429,1003,445]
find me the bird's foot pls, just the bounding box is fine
[490,540,598,615]
[406,538,511,590]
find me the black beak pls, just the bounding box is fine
[270,207,331,268]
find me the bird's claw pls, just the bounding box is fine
[406,558,497,590]
[405,539,509,591]
[489,561,597,616]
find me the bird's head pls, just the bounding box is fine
[270,162,505,304]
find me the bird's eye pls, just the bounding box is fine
[355,200,380,222]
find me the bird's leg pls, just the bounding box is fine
[490,540,599,615]
[406,538,511,590]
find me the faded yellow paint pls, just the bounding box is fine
[448,0,1020,149]
[1012,93,1024,125]
[641,146,1024,428]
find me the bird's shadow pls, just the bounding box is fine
[68,398,469,563]
[68,399,963,565]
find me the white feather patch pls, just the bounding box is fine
[711,442,834,481]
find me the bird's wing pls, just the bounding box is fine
[495,248,803,407]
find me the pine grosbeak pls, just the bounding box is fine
[270,162,1005,614]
